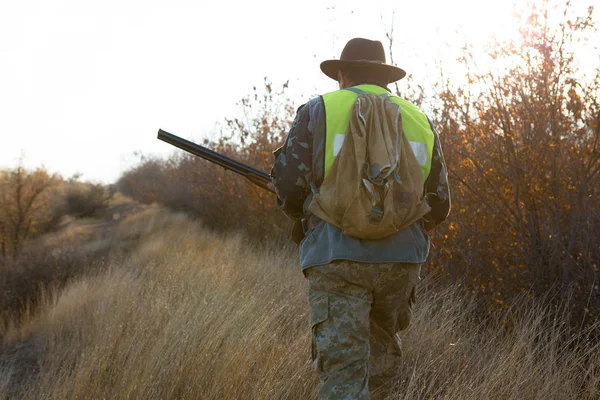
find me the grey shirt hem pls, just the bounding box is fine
[301,256,426,271]
[299,221,430,271]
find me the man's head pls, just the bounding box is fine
[321,38,406,88]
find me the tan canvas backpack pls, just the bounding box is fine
[307,92,431,239]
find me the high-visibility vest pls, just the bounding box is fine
[321,84,435,180]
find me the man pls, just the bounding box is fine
[271,38,450,399]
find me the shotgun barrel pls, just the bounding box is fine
[157,129,275,193]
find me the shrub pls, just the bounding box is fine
[63,183,110,219]
[0,165,61,259]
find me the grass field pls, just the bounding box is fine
[1,202,598,399]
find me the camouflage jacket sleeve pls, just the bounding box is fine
[270,104,312,220]
[423,119,451,230]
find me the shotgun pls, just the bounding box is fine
[157,129,275,194]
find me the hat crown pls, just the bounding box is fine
[340,38,386,64]
[319,38,406,83]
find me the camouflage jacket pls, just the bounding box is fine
[271,91,451,230]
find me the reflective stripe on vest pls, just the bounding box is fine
[321,84,435,180]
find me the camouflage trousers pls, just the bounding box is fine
[305,261,421,400]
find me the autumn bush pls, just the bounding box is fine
[429,3,600,325]
[0,165,62,259]
[0,165,112,260]
[119,3,599,326]
[62,182,110,219]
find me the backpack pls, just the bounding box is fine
[307,91,431,239]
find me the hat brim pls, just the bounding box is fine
[320,60,407,83]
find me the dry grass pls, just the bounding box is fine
[0,207,598,399]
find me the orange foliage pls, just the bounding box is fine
[428,2,599,325]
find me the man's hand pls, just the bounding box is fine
[268,182,276,192]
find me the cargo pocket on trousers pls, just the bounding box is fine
[309,292,329,379]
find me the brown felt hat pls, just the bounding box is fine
[320,38,406,83]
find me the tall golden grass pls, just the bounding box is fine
[1,207,598,399]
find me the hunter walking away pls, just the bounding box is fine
[271,38,450,399]
[2,2,599,398]
[160,37,451,399]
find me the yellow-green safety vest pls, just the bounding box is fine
[321,84,435,180]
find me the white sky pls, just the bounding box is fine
[1,0,598,183]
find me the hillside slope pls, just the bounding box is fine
[0,203,598,399]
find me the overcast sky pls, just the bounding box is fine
[1,0,598,183]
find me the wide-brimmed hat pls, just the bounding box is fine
[320,38,406,83]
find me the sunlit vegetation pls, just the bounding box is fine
[432,3,599,325]
[1,1,598,398]
[120,2,599,326]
